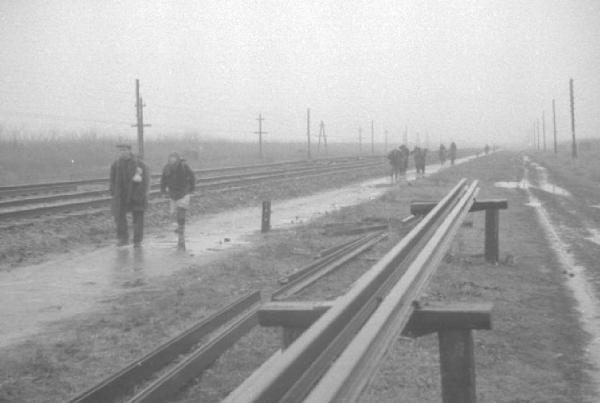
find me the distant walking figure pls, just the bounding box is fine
[449,142,457,165]
[161,152,196,250]
[438,144,447,165]
[110,144,150,247]
[386,147,404,184]
[412,146,428,177]
[399,144,410,173]
[484,144,490,155]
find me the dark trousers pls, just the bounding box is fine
[115,210,144,244]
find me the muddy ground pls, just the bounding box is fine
[0,150,596,402]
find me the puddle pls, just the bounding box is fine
[494,161,570,197]
[0,154,481,347]
[522,157,600,391]
[494,180,529,190]
[585,228,600,246]
[525,201,542,208]
[529,162,572,197]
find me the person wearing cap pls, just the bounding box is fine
[109,144,150,247]
[160,152,196,249]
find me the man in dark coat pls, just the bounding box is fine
[109,144,150,247]
[439,144,447,165]
[399,144,410,173]
[412,146,428,176]
[386,148,402,184]
[160,152,196,249]
[449,142,457,165]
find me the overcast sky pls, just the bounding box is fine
[1,0,599,147]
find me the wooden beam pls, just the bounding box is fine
[439,329,477,403]
[258,301,335,328]
[410,199,507,216]
[403,302,493,338]
[484,208,500,263]
[259,301,492,339]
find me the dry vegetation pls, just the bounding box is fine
[0,130,363,184]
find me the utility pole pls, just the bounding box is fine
[254,113,267,159]
[358,127,362,155]
[132,79,151,159]
[317,121,327,154]
[542,111,546,151]
[536,119,540,150]
[306,108,311,160]
[570,78,577,158]
[384,130,388,153]
[370,120,374,154]
[552,99,557,154]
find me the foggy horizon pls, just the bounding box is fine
[1,1,599,147]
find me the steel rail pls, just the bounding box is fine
[276,233,381,287]
[276,187,474,403]
[126,307,260,403]
[67,291,260,403]
[221,179,469,403]
[272,232,387,301]
[304,181,479,403]
[0,159,383,220]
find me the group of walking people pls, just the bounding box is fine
[438,142,457,166]
[386,142,457,183]
[109,143,196,249]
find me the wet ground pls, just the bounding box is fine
[494,155,600,392]
[0,156,479,347]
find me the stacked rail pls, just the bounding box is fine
[223,178,503,403]
[66,178,506,403]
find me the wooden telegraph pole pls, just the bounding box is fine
[370,120,375,154]
[255,113,267,159]
[536,119,540,150]
[384,130,388,153]
[306,108,311,160]
[552,99,557,154]
[570,78,577,158]
[133,79,151,159]
[358,127,362,155]
[542,111,546,151]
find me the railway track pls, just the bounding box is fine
[0,156,383,221]
[0,155,366,199]
[67,229,396,403]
